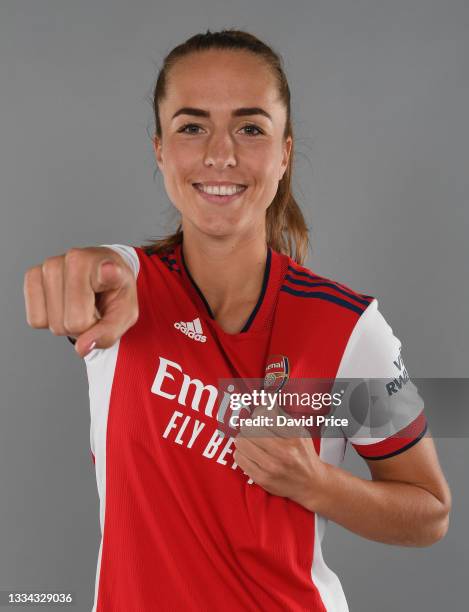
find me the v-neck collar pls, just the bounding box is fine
[174,242,282,336]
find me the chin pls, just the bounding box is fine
[199,225,239,239]
[189,212,241,235]
[189,218,243,239]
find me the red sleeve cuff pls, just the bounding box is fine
[352,410,427,460]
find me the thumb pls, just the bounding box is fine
[74,291,138,358]
[74,263,138,357]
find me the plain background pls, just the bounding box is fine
[1,0,468,610]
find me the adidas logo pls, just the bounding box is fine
[174,317,207,343]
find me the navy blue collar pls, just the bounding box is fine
[180,245,272,333]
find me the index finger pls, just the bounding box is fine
[62,248,123,336]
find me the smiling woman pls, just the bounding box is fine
[144,30,307,268]
[92,29,450,612]
[24,27,451,612]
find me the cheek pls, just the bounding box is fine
[249,165,282,205]
[162,152,197,201]
[248,145,283,179]
[163,141,195,176]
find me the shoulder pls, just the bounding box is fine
[281,257,375,317]
[100,244,181,279]
[336,296,405,379]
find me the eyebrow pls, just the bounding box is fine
[171,106,273,122]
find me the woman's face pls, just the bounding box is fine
[154,49,292,241]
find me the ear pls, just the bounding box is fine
[279,136,292,181]
[153,135,163,172]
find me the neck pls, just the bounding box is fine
[180,225,268,320]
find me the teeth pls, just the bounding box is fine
[197,184,245,196]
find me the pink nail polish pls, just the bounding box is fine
[83,340,97,356]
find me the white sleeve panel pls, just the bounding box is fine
[85,339,121,536]
[336,299,402,379]
[100,244,140,279]
[333,299,426,457]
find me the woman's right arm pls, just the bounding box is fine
[23,246,139,358]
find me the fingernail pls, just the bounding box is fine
[98,260,115,284]
[82,340,97,357]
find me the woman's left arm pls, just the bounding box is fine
[234,299,452,547]
[234,433,452,547]
[306,435,451,546]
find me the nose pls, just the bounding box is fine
[203,132,237,169]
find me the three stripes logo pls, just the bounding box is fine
[174,317,207,343]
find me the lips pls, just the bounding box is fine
[192,183,247,195]
[192,183,247,189]
[191,183,247,203]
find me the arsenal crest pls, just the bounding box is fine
[264,354,289,392]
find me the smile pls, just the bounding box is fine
[192,183,247,203]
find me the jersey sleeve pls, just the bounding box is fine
[334,299,427,460]
[99,244,140,279]
[66,244,140,347]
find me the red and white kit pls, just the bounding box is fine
[84,242,427,611]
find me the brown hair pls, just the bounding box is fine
[142,28,309,265]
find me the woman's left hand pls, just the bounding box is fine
[233,402,327,509]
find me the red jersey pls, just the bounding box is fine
[83,242,427,611]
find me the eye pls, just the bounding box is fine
[240,124,264,136]
[177,123,264,136]
[177,123,204,134]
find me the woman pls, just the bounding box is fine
[24,29,451,612]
